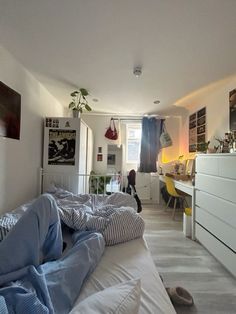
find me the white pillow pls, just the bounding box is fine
[70,279,141,314]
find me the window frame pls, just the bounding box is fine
[126,123,142,164]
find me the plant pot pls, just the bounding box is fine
[72,110,80,118]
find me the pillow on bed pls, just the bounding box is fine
[69,279,141,314]
[102,207,145,246]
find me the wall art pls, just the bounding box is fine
[189,107,206,152]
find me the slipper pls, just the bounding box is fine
[166,287,194,306]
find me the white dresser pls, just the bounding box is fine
[195,154,236,277]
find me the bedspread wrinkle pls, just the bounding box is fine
[0,194,105,314]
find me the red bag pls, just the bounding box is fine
[105,118,118,140]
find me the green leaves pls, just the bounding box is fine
[85,104,92,111]
[68,88,92,113]
[69,101,76,109]
[79,88,89,96]
[70,91,79,97]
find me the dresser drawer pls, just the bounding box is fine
[196,224,236,277]
[196,154,236,180]
[195,190,236,229]
[196,155,219,176]
[195,206,236,252]
[218,156,236,180]
[195,174,236,203]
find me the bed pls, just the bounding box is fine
[70,237,175,314]
[0,186,175,314]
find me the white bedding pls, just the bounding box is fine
[72,237,176,314]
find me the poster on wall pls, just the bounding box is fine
[229,89,236,131]
[48,129,76,165]
[189,107,206,152]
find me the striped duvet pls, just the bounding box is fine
[50,187,145,246]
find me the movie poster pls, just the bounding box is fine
[48,129,76,165]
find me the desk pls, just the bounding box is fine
[159,175,195,240]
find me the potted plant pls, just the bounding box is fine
[198,141,210,153]
[68,88,92,117]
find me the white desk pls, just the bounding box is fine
[159,175,195,240]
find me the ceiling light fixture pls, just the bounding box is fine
[133,66,142,77]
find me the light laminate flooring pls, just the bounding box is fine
[141,204,236,314]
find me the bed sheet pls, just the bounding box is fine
[71,237,176,314]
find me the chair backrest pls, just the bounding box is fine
[164,175,180,197]
[127,169,136,187]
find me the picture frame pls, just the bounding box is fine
[229,89,236,131]
[107,153,116,165]
[189,106,207,152]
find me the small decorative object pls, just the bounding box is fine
[68,88,92,117]
[105,118,118,140]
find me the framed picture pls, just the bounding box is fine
[48,129,76,165]
[107,154,116,165]
[197,125,205,134]
[189,107,206,152]
[229,89,236,131]
[97,154,103,162]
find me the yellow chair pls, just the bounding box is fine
[164,175,188,220]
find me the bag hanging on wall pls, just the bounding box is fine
[160,122,173,148]
[105,118,118,140]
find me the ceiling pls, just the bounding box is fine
[1,0,236,116]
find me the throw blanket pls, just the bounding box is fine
[49,187,145,246]
[0,194,105,314]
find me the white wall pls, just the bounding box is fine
[178,76,236,157]
[0,46,64,213]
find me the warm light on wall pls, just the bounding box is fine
[174,75,236,109]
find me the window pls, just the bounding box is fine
[126,124,142,163]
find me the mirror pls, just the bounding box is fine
[107,144,122,174]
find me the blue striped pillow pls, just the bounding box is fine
[0,215,18,242]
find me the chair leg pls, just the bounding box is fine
[183,198,189,209]
[172,198,177,220]
[166,196,172,210]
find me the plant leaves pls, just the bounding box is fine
[69,101,76,109]
[70,91,79,97]
[80,88,89,96]
[85,104,92,111]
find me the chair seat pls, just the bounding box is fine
[164,176,188,220]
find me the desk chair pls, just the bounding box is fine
[164,175,188,220]
[125,170,142,213]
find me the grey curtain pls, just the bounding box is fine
[139,117,164,173]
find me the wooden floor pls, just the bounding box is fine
[141,204,236,314]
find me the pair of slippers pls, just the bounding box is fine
[166,286,194,306]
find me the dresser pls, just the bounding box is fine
[195,154,236,276]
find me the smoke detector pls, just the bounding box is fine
[133,66,142,77]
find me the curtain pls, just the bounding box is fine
[139,117,164,173]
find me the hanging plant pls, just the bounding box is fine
[68,88,92,115]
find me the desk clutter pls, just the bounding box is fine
[159,157,195,182]
[165,173,191,182]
